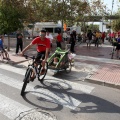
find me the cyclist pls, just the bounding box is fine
[116,35,120,58]
[20,29,50,80]
[0,35,10,60]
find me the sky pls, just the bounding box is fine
[102,0,120,12]
[88,0,120,13]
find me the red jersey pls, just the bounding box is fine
[118,32,120,36]
[31,37,50,52]
[57,34,62,42]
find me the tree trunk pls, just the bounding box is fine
[22,29,26,48]
[7,35,10,51]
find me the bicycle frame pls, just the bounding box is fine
[26,57,42,80]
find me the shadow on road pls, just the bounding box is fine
[22,80,120,114]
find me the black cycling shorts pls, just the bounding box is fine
[35,51,45,62]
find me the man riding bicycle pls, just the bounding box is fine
[20,29,50,80]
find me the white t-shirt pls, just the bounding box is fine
[63,32,67,38]
[46,34,53,43]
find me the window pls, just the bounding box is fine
[55,27,61,33]
[44,28,53,33]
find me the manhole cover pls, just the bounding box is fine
[15,109,57,120]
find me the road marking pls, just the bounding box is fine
[0,94,31,120]
[44,78,94,94]
[0,64,94,94]
[0,73,81,110]
[0,64,26,75]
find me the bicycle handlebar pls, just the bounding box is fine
[23,54,35,60]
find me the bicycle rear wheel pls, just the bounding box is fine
[65,60,72,73]
[38,62,48,82]
[21,68,32,96]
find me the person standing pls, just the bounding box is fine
[63,31,67,43]
[70,32,76,53]
[46,31,53,51]
[116,35,120,58]
[56,32,62,48]
[95,31,102,47]
[16,31,23,55]
[87,30,94,48]
[102,31,106,44]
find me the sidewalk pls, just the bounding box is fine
[74,41,120,89]
[1,40,120,89]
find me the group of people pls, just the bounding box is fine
[86,30,106,48]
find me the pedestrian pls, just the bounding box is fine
[70,33,75,53]
[16,30,23,55]
[0,35,10,60]
[116,35,120,58]
[102,31,106,44]
[56,32,62,48]
[63,31,67,43]
[86,30,94,48]
[95,31,102,47]
[46,30,53,51]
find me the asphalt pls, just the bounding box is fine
[1,40,120,89]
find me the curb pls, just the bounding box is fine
[85,77,120,90]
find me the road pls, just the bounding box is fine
[0,63,120,120]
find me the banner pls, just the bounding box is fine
[63,23,67,31]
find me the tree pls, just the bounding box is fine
[0,1,23,50]
[88,24,99,31]
[111,9,120,32]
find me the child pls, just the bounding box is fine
[53,57,59,65]
[0,35,10,60]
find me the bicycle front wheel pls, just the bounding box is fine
[38,62,48,82]
[21,68,32,96]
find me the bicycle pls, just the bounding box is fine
[0,47,10,61]
[21,55,48,96]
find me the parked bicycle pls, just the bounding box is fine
[0,46,10,61]
[21,55,48,96]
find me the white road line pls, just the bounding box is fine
[0,73,81,110]
[0,64,25,75]
[0,94,31,120]
[44,78,94,94]
[0,64,95,93]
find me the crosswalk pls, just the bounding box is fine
[0,63,95,120]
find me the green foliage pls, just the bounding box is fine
[111,8,120,32]
[0,1,25,34]
[88,24,99,31]
[112,19,120,32]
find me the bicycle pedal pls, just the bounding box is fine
[30,76,36,82]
